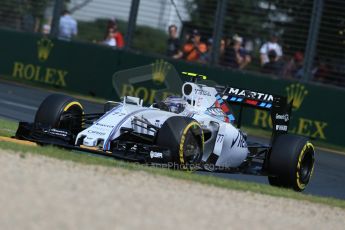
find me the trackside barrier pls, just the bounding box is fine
[0,29,343,147]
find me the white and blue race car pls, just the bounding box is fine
[15,69,315,192]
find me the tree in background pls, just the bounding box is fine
[0,0,94,33]
[0,0,26,30]
[271,0,313,55]
[27,0,50,32]
[184,0,268,42]
[68,0,93,13]
[0,0,50,32]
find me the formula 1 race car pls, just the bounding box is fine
[15,67,315,192]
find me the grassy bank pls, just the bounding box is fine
[0,118,17,137]
[0,118,345,209]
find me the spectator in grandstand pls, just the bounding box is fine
[199,38,213,63]
[107,18,125,48]
[219,38,229,66]
[166,24,183,59]
[42,24,51,35]
[312,58,332,83]
[220,35,251,69]
[101,28,117,47]
[282,51,304,78]
[261,50,283,75]
[183,30,192,45]
[58,10,78,41]
[260,32,283,66]
[182,29,207,62]
[220,38,226,57]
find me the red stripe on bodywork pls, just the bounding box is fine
[220,103,230,113]
[245,99,258,105]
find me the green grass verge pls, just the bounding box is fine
[1,118,345,209]
[0,118,17,137]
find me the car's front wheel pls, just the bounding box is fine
[34,94,84,135]
[156,116,204,168]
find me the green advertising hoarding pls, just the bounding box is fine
[0,29,343,147]
[0,29,122,98]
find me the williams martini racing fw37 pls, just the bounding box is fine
[15,67,315,192]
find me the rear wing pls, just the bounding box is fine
[217,86,292,136]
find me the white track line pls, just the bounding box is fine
[0,99,37,111]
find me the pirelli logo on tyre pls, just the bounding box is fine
[179,121,204,168]
[296,142,315,190]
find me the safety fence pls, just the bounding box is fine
[0,0,344,88]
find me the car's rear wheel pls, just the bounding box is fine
[267,134,315,191]
[35,94,84,134]
[156,116,204,168]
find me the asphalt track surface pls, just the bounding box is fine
[1,80,344,200]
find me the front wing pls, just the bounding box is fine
[15,122,172,164]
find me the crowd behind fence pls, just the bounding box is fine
[0,0,344,88]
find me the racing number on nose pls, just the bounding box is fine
[216,134,224,143]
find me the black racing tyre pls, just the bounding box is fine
[34,94,84,134]
[268,134,315,192]
[156,116,204,168]
[267,176,283,187]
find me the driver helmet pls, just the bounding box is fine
[163,95,186,113]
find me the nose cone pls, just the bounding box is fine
[83,136,98,147]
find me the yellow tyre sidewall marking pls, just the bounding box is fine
[296,142,315,190]
[179,121,204,166]
[63,101,83,112]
